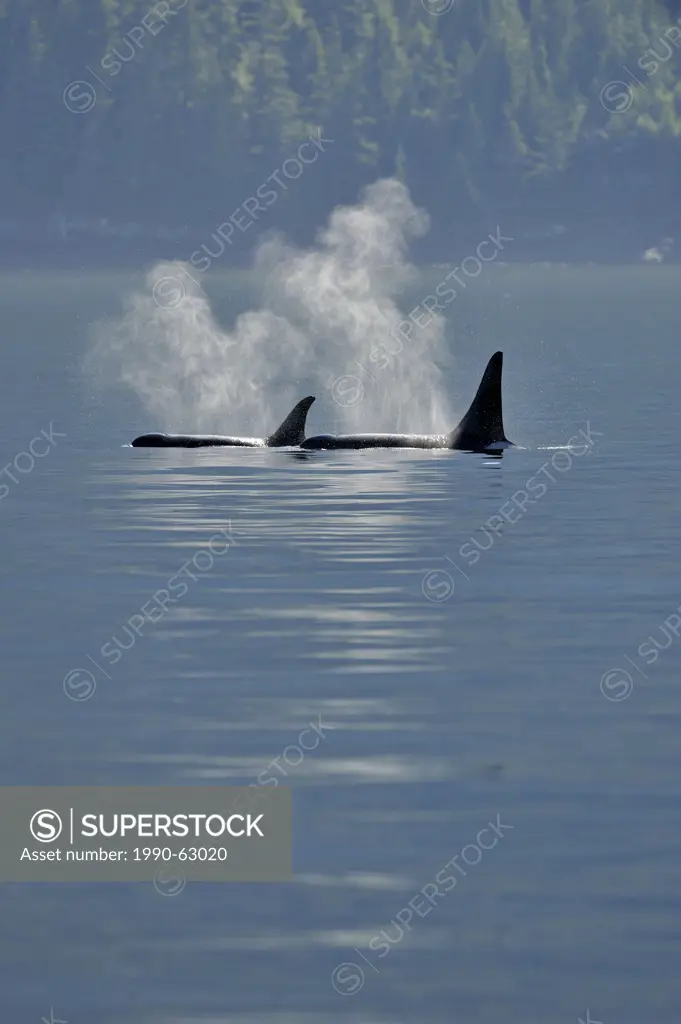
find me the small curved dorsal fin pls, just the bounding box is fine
[267,396,316,446]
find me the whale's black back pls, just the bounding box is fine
[131,396,315,448]
[300,352,512,452]
[131,433,261,447]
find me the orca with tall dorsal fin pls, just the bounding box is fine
[131,395,315,447]
[300,352,512,451]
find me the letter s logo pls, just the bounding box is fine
[30,809,63,842]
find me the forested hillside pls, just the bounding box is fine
[0,0,679,260]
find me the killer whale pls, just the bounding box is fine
[301,352,512,452]
[131,395,315,448]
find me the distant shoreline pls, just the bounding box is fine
[0,220,677,270]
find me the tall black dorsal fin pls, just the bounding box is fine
[448,352,510,451]
[267,396,316,446]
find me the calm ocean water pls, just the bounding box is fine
[0,266,680,1023]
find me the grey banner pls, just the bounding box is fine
[0,786,291,882]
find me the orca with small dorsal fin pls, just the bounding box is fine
[300,352,512,451]
[131,395,315,448]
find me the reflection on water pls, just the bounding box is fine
[1,268,681,1023]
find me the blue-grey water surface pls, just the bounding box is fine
[0,266,680,1023]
